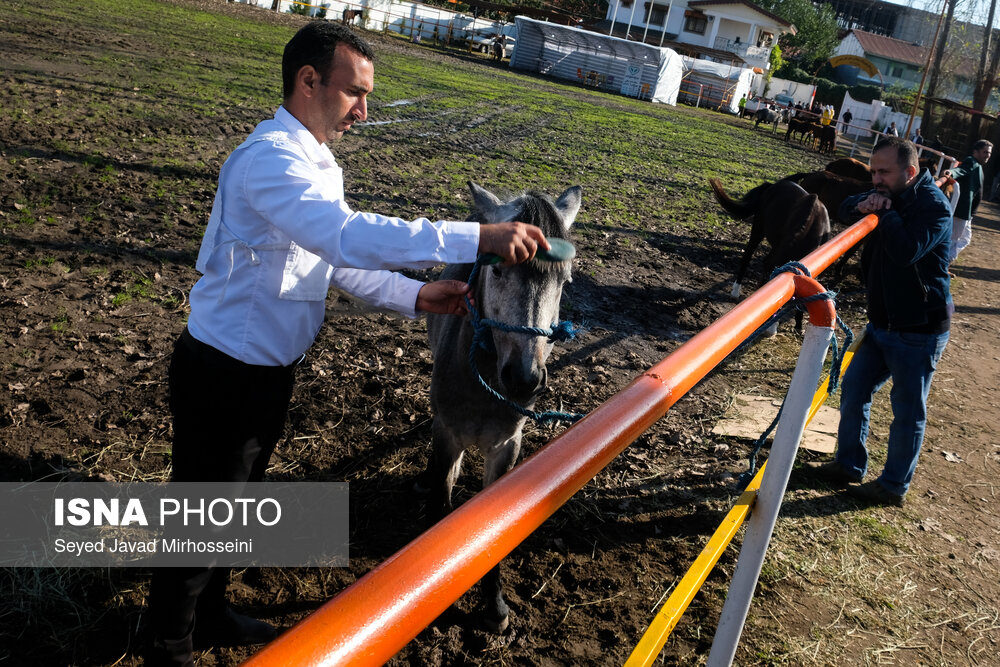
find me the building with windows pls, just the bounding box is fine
[834,28,976,103]
[598,0,795,72]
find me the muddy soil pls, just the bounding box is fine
[2,1,999,665]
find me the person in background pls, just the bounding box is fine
[886,121,899,137]
[945,139,993,267]
[913,127,924,145]
[841,109,853,133]
[493,32,506,61]
[147,21,548,667]
[809,137,952,507]
[820,105,832,126]
[738,94,747,118]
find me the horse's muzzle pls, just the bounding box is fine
[500,364,547,402]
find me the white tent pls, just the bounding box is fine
[678,57,756,113]
[510,16,684,105]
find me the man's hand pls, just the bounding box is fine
[478,222,549,265]
[857,193,892,214]
[416,280,471,316]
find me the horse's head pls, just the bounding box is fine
[467,181,581,404]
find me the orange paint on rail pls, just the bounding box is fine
[243,215,879,667]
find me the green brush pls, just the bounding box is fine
[483,237,576,264]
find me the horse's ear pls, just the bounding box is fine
[468,181,503,217]
[554,186,582,229]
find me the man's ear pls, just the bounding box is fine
[296,65,321,99]
[907,164,919,181]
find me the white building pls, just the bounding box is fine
[602,0,795,72]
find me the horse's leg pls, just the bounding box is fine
[479,437,521,632]
[419,420,465,526]
[732,218,765,298]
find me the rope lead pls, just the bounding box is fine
[463,257,585,425]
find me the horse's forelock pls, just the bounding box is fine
[468,191,573,275]
[516,192,568,240]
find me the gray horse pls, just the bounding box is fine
[422,181,581,632]
[754,107,781,133]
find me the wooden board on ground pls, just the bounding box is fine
[711,393,838,453]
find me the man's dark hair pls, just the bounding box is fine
[973,139,993,152]
[282,22,375,100]
[872,137,918,170]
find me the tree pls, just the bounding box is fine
[926,0,958,100]
[973,0,1000,111]
[766,42,784,90]
[756,0,840,64]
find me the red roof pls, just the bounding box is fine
[850,29,926,67]
[687,0,794,29]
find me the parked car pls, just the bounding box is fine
[743,95,768,116]
[471,25,517,58]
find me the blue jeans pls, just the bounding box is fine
[836,323,949,496]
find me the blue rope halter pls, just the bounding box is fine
[464,256,585,425]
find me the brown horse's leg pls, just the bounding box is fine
[732,218,766,298]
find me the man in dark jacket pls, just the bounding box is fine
[945,139,993,263]
[817,137,952,505]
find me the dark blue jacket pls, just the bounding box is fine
[839,169,953,330]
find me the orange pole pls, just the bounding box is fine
[243,215,879,667]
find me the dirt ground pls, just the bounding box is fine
[2,1,999,665]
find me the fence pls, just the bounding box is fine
[241,0,510,47]
[242,214,879,666]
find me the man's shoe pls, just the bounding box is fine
[847,480,905,507]
[147,632,195,667]
[193,606,279,648]
[801,460,864,486]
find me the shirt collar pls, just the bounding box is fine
[274,106,338,168]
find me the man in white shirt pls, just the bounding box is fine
[148,22,547,667]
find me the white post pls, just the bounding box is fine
[642,2,652,43]
[610,0,621,36]
[658,1,673,47]
[626,0,639,40]
[707,15,720,49]
[706,321,834,667]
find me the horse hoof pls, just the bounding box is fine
[764,322,779,337]
[484,613,509,633]
[730,282,742,299]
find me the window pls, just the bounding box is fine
[891,65,903,78]
[683,11,707,34]
[645,4,668,25]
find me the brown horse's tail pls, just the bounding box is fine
[709,178,770,220]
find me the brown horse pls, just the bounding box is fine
[709,178,831,318]
[342,7,362,24]
[785,117,820,145]
[784,171,871,224]
[817,126,837,154]
[825,157,870,182]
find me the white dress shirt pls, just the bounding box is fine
[187,106,480,366]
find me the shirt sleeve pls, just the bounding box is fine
[329,268,424,318]
[243,143,480,271]
[839,190,875,221]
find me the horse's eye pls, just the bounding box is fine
[491,266,502,278]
